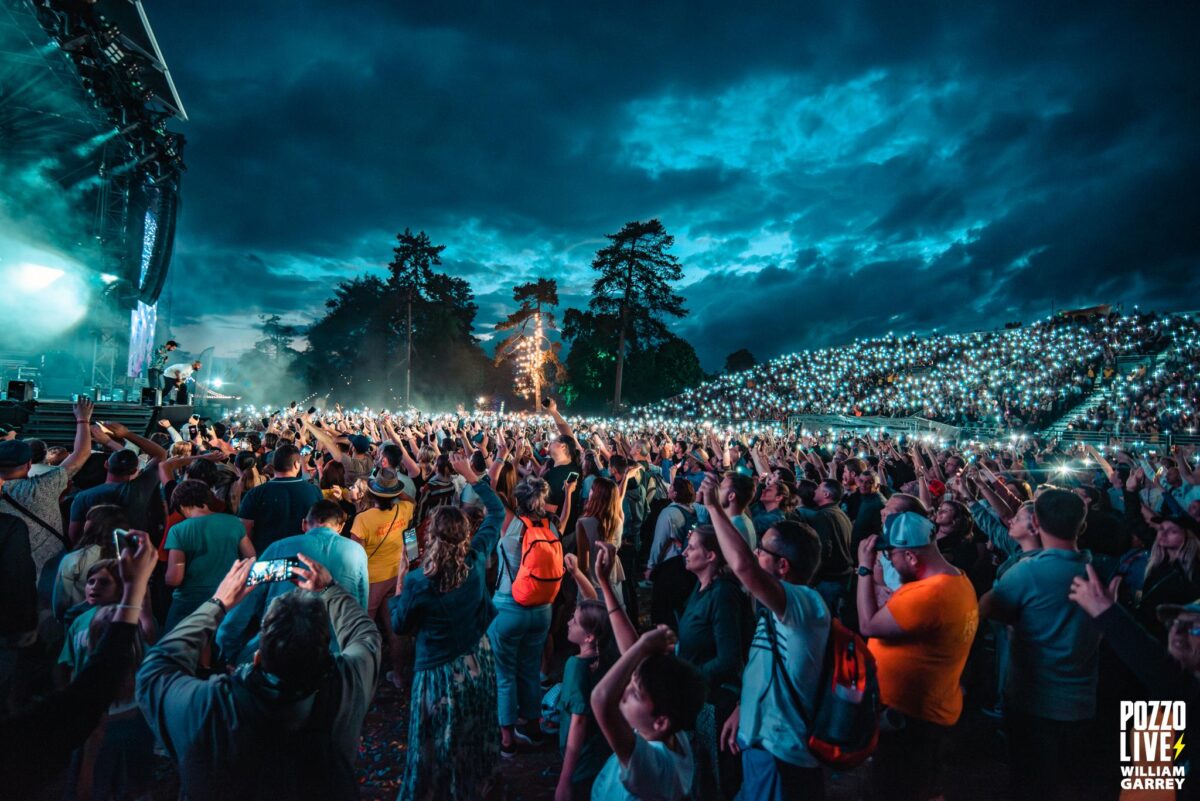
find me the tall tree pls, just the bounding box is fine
[388,229,446,405]
[588,219,686,409]
[495,278,566,408]
[255,314,300,361]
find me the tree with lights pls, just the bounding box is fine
[389,228,446,406]
[495,277,565,408]
[588,219,686,410]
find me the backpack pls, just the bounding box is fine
[764,608,880,769]
[502,515,565,607]
[641,464,669,502]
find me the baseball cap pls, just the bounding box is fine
[0,440,33,469]
[106,449,140,477]
[348,434,373,454]
[875,511,936,550]
[1157,598,1200,623]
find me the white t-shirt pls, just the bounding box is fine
[164,363,195,380]
[591,732,694,800]
[738,581,830,768]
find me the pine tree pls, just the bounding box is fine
[588,219,686,410]
[388,229,446,405]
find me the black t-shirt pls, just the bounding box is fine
[544,462,582,532]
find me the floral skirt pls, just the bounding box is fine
[398,634,499,801]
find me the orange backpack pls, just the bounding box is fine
[504,515,565,607]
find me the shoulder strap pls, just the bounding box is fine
[497,516,527,590]
[365,506,402,561]
[761,605,817,728]
[1,488,68,547]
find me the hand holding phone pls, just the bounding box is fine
[245,557,303,587]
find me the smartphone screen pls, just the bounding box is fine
[245,557,302,586]
[566,471,580,484]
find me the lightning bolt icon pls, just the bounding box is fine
[1175,733,1186,760]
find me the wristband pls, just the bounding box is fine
[207,597,227,613]
[115,604,141,611]
[607,607,621,614]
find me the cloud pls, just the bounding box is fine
[130,1,1200,370]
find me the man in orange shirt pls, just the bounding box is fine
[856,512,979,801]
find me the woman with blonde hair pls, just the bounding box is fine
[226,450,266,512]
[390,453,504,799]
[1138,516,1200,634]
[575,477,627,603]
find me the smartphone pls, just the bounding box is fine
[245,557,303,587]
[112,528,138,553]
[541,398,551,408]
[404,529,418,561]
[566,471,580,484]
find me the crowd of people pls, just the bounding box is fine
[639,311,1195,429]
[1,369,1199,797]
[1065,341,1200,439]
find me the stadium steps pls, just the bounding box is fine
[1041,384,1111,438]
[20,402,155,447]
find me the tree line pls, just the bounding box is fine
[230,219,757,413]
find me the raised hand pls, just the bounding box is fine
[448,451,480,484]
[292,552,333,592]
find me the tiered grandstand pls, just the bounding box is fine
[638,310,1199,443]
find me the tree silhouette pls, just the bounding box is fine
[388,229,446,405]
[724,348,758,374]
[587,219,685,410]
[495,277,566,408]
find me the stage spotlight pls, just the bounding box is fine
[15,263,64,291]
[99,273,119,284]
[212,378,224,389]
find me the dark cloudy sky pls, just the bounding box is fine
[148,1,1200,370]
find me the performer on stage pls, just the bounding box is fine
[163,359,202,405]
[149,340,179,392]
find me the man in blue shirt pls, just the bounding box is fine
[238,445,323,553]
[218,500,369,665]
[980,489,1101,800]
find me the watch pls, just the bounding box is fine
[857,565,872,577]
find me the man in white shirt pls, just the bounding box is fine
[700,474,830,801]
[163,360,202,405]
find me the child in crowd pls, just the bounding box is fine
[556,555,617,800]
[589,624,706,800]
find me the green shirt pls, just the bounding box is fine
[989,548,1101,720]
[558,654,611,785]
[165,513,246,603]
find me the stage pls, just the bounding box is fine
[0,399,208,445]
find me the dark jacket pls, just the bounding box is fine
[810,504,854,581]
[0,512,36,638]
[391,480,504,670]
[137,586,380,801]
[0,622,137,793]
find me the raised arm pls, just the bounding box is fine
[102,422,168,464]
[544,398,574,440]
[595,542,637,653]
[699,473,787,617]
[591,627,676,767]
[58,397,95,476]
